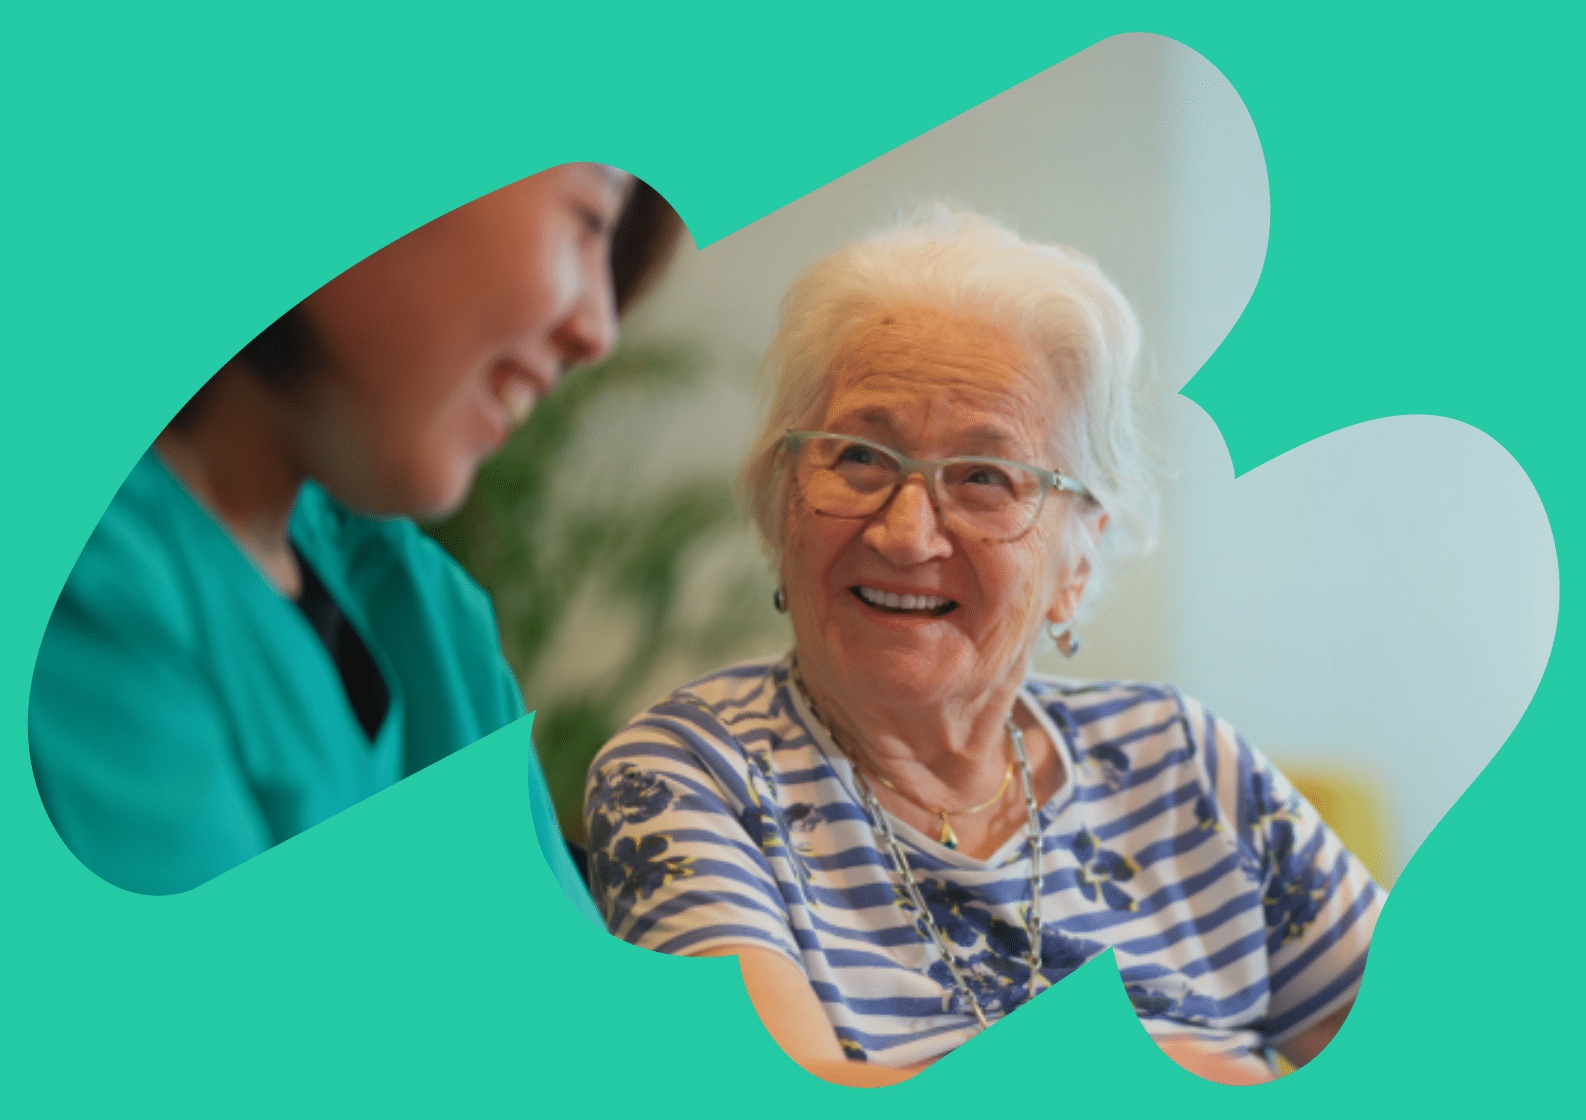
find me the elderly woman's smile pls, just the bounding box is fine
[849,586,957,615]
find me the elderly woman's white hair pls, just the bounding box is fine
[738,205,1159,617]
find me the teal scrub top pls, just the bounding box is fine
[29,451,599,921]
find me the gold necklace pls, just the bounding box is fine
[786,659,1017,850]
[868,758,1014,851]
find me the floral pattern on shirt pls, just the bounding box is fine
[905,877,1104,1015]
[587,761,695,923]
[1247,764,1327,944]
[1072,826,1140,910]
[741,749,819,905]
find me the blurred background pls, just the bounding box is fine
[429,33,1557,889]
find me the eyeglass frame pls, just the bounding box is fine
[782,429,1095,543]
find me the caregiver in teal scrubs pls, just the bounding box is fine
[28,165,680,906]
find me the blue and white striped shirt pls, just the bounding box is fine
[585,656,1381,1070]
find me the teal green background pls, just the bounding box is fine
[3,3,1576,1113]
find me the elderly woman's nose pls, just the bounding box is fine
[863,476,953,563]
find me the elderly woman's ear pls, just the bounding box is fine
[1046,572,1088,629]
[1047,510,1108,625]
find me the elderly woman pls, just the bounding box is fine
[583,209,1381,1086]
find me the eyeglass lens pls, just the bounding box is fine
[794,435,1046,539]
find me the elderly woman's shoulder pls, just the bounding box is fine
[1022,673,1202,736]
[1022,675,1214,786]
[589,657,793,786]
[660,656,789,711]
[1024,672,1184,709]
[599,656,791,746]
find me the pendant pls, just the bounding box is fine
[938,813,959,850]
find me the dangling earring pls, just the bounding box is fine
[1046,619,1079,658]
[773,587,787,613]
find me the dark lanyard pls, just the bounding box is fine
[292,545,390,743]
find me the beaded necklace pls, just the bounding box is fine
[790,665,1046,1030]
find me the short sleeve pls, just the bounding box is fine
[29,518,271,896]
[1179,693,1384,1046]
[583,698,804,965]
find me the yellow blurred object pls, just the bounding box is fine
[1281,768,1395,889]
[1233,762,1392,1079]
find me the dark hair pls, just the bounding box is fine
[173,175,686,425]
[610,178,686,315]
[234,304,327,393]
[170,306,321,425]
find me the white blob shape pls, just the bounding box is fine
[1162,399,1558,876]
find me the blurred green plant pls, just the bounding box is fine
[426,343,781,841]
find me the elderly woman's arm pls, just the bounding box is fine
[693,945,934,1087]
[1278,1002,1352,1068]
[585,692,938,1083]
[708,943,1293,1087]
[1177,692,1381,1073]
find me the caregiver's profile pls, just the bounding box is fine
[28,165,682,900]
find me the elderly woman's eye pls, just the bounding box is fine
[836,444,881,467]
[962,464,1016,490]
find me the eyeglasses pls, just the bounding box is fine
[783,430,1093,543]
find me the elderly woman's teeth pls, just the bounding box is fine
[856,586,952,612]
